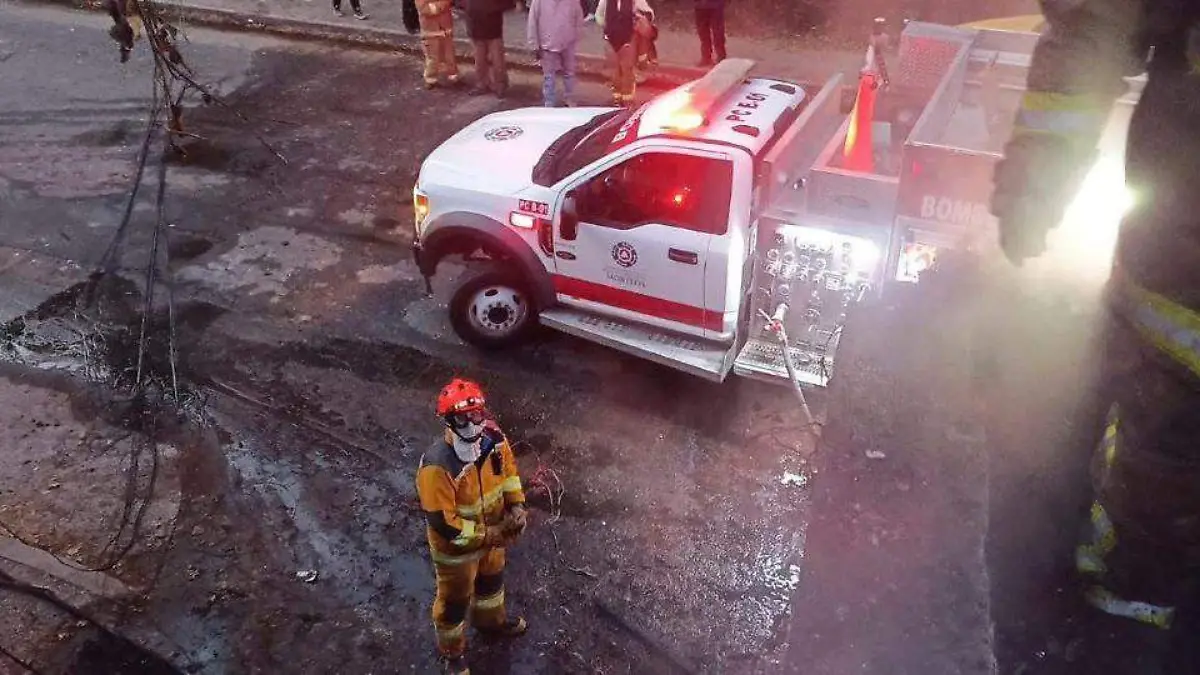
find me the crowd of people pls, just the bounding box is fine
[352,0,729,107]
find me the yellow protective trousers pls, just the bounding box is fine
[431,546,509,657]
[608,42,636,104]
[419,12,459,86]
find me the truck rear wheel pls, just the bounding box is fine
[449,268,537,349]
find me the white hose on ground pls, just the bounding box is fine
[758,305,818,434]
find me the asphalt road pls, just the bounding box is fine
[0,4,815,673]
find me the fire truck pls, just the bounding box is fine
[411,22,1140,387]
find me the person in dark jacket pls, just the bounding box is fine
[992,0,1200,630]
[693,0,725,67]
[466,0,513,97]
[596,0,648,105]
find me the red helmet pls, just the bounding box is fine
[436,378,486,417]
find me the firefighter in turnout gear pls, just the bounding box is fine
[417,378,529,674]
[992,0,1200,628]
[417,0,462,89]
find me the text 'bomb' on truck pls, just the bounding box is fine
[411,22,1132,388]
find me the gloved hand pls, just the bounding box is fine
[991,137,1092,267]
[502,505,528,538]
[481,525,507,548]
[992,194,1054,266]
[479,426,504,454]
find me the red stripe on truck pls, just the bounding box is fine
[551,275,724,333]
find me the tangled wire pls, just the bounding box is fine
[0,7,289,668]
[512,441,597,579]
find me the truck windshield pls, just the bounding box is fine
[532,109,635,187]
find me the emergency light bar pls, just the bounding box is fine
[650,58,757,133]
[687,58,756,113]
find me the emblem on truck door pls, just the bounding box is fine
[612,241,638,268]
[484,126,523,141]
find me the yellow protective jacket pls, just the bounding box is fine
[993,0,1200,379]
[416,425,525,565]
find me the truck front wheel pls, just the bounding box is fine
[449,268,537,349]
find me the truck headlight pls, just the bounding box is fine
[413,189,430,235]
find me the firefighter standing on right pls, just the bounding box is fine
[417,0,462,89]
[992,0,1200,628]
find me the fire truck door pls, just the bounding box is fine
[553,149,735,337]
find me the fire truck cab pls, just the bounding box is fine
[411,22,1134,388]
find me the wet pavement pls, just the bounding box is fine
[0,4,814,673]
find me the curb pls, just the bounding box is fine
[41,0,707,87]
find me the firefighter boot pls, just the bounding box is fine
[478,616,528,638]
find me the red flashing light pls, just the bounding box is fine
[667,109,705,132]
[672,191,687,207]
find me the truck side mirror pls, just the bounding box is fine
[561,195,579,241]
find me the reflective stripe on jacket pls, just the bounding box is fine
[416,426,526,565]
[1115,269,1200,379]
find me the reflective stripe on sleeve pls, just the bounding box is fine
[502,476,523,493]
[1014,92,1104,137]
[483,486,505,510]
[457,501,481,517]
[1119,278,1200,379]
[451,519,478,548]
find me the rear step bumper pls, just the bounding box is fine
[733,335,837,388]
[539,307,736,382]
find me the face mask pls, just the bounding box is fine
[452,435,482,463]
[455,421,485,443]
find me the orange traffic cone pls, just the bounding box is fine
[842,71,877,173]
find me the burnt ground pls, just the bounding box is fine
[1,5,811,673]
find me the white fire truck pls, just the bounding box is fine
[411,22,1138,387]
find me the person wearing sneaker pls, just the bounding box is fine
[332,0,369,20]
[527,0,585,107]
[417,0,462,89]
[692,0,726,67]
[466,0,513,97]
[417,379,530,675]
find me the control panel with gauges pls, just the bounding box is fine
[734,220,886,386]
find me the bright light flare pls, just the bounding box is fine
[509,212,536,229]
[1035,156,1134,286]
[643,89,704,132]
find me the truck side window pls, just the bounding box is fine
[576,153,733,235]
